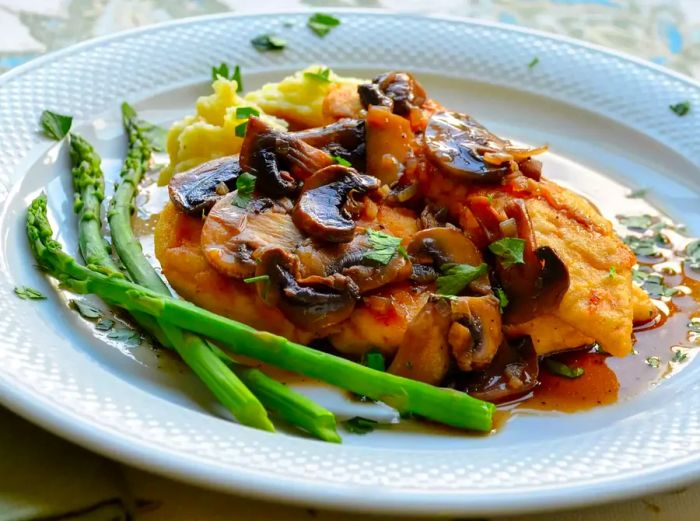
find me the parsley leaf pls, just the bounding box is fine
[235,106,260,119]
[685,239,700,270]
[14,286,46,300]
[251,34,286,51]
[235,121,248,138]
[627,188,647,199]
[669,101,691,117]
[332,155,351,167]
[618,214,654,231]
[304,67,332,83]
[107,327,142,347]
[544,358,584,379]
[344,416,377,435]
[608,266,617,278]
[436,263,488,296]
[232,172,256,208]
[624,236,661,257]
[40,110,72,140]
[495,287,509,310]
[528,57,540,69]
[632,268,678,298]
[645,355,661,368]
[212,63,244,93]
[363,230,404,265]
[672,349,688,363]
[362,350,385,372]
[488,238,525,268]
[70,299,102,319]
[308,13,341,37]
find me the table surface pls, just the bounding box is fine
[2,1,700,519]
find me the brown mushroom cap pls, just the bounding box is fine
[255,248,359,330]
[239,117,334,197]
[293,119,366,171]
[292,165,380,243]
[358,71,427,115]
[168,155,242,215]
[200,192,302,278]
[447,295,503,371]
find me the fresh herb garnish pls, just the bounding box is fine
[671,349,688,363]
[618,214,654,230]
[14,286,46,300]
[544,358,584,379]
[363,229,405,265]
[632,268,678,298]
[332,155,351,167]
[627,188,647,199]
[495,287,509,311]
[624,236,661,257]
[304,67,332,83]
[488,238,525,268]
[95,318,115,331]
[669,101,691,117]
[344,416,377,434]
[685,240,700,270]
[486,193,495,204]
[40,110,72,140]
[212,63,243,92]
[232,172,256,208]
[688,318,700,334]
[235,121,248,138]
[645,355,661,368]
[235,106,260,119]
[362,349,385,372]
[251,34,286,51]
[107,327,142,347]
[436,263,488,296]
[608,266,616,278]
[527,56,540,69]
[243,275,270,284]
[70,299,102,319]
[307,13,341,37]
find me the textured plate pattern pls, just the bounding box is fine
[0,11,699,515]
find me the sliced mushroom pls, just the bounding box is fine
[292,165,380,243]
[200,191,302,278]
[388,296,453,385]
[460,337,539,403]
[469,196,570,323]
[168,155,242,215]
[405,227,489,293]
[293,119,366,171]
[239,117,334,197]
[447,295,503,371]
[255,248,359,330]
[358,72,427,115]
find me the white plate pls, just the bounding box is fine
[0,10,699,516]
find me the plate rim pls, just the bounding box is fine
[1,8,699,515]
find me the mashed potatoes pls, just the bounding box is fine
[159,66,366,185]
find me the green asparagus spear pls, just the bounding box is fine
[108,103,338,439]
[27,193,495,432]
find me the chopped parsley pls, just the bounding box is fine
[307,13,341,37]
[688,319,700,334]
[488,238,525,268]
[362,349,385,372]
[243,275,270,284]
[618,214,654,230]
[70,299,102,319]
[624,236,661,257]
[495,287,509,311]
[232,172,256,208]
[544,358,584,379]
[436,263,488,296]
[107,327,141,347]
[632,268,678,299]
[627,188,647,199]
[95,318,114,331]
[685,240,700,270]
[671,349,688,363]
[304,67,332,83]
[211,63,243,92]
[363,229,406,265]
[40,110,72,141]
[344,416,377,434]
[235,121,248,138]
[669,101,691,117]
[332,155,351,167]
[14,286,46,300]
[645,355,661,368]
[608,266,617,278]
[235,106,260,119]
[486,193,495,204]
[527,56,540,69]
[251,34,286,51]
